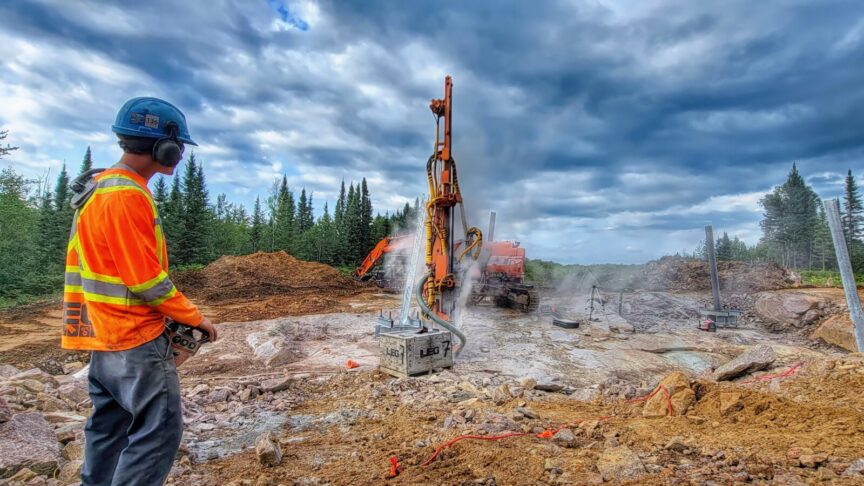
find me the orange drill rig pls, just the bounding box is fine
[415,75,482,352]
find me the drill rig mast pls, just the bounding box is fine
[415,75,482,352]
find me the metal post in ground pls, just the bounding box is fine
[705,225,722,311]
[824,199,864,351]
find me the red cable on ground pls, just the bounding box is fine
[740,362,803,384]
[420,432,530,466]
[626,384,673,416]
[387,455,402,478]
[419,415,616,467]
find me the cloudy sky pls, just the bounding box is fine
[1,0,863,264]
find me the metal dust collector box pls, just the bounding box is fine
[378,329,453,378]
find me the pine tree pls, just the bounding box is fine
[334,180,346,238]
[843,169,863,247]
[78,146,93,175]
[250,196,264,252]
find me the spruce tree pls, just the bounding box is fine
[814,204,835,270]
[843,169,863,247]
[298,188,314,233]
[342,183,361,264]
[334,179,346,234]
[176,153,212,265]
[359,178,373,255]
[50,165,74,265]
[153,176,168,210]
[274,176,296,252]
[716,232,733,261]
[78,146,93,175]
[758,163,819,268]
[163,175,184,262]
[250,196,264,252]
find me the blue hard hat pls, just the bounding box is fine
[111,97,198,145]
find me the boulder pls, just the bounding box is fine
[9,369,59,388]
[754,292,826,331]
[596,445,646,482]
[246,333,302,367]
[811,314,859,352]
[255,431,282,467]
[260,376,292,393]
[713,344,776,381]
[0,365,21,379]
[0,413,60,478]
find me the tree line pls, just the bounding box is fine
[0,142,420,305]
[692,163,863,273]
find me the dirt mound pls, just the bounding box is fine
[175,251,359,302]
[638,256,794,293]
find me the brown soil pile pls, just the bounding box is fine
[172,252,368,322]
[176,251,359,301]
[638,256,794,293]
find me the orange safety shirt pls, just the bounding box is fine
[61,167,203,351]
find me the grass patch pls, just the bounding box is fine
[798,270,864,287]
[0,291,62,310]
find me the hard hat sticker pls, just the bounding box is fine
[129,112,145,124]
[144,114,160,129]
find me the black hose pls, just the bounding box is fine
[415,275,466,355]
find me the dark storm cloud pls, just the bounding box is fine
[1,0,863,262]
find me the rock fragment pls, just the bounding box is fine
[0,412,60,478]
[596,445,646,482]
[255,431,282,467]
[713,344,776,381]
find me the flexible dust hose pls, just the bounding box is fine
[416,275,466,355]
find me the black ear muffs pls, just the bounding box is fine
[153,122,184,168]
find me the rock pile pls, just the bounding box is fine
[0,365,89,484]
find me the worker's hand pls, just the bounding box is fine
[198,316,218,342]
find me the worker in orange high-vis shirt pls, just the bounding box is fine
[63,97,218,486]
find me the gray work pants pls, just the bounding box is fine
[81,333,183,486]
